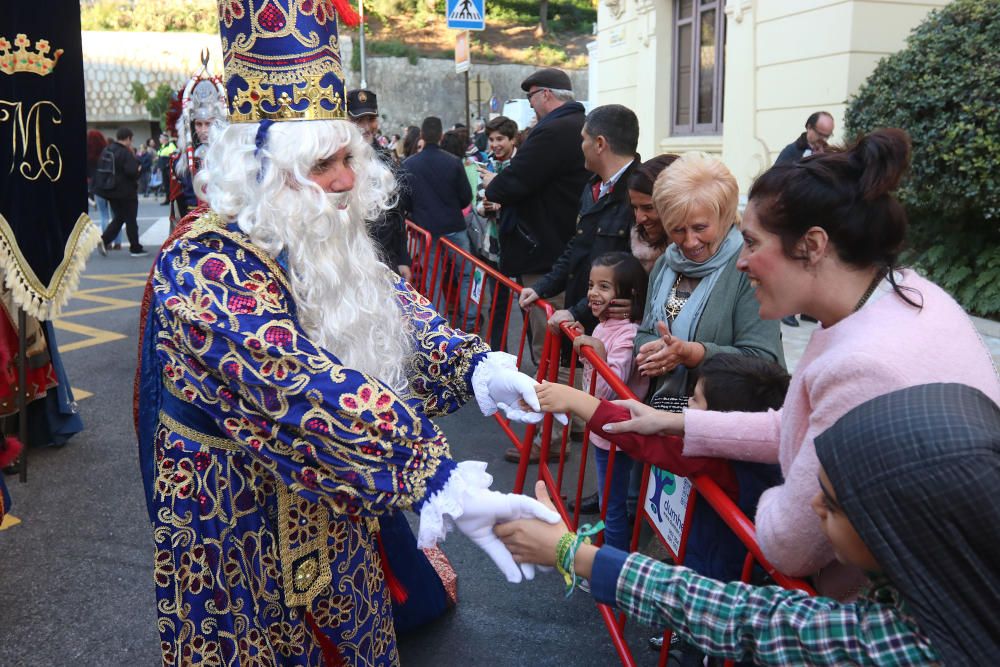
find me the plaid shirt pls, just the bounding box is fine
[616,553,940,665]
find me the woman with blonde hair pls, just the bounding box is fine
[626,151,783,662]
[634,152,783,410]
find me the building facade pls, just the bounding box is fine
[590,0,950,192]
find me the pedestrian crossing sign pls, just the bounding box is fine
[447,0,485,31]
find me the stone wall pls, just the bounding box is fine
[342,37,587,134]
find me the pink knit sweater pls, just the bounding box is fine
[683,271,1000,599]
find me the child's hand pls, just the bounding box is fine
[534,381,578,415]
[572,335,607,362]
[495,481,569,568]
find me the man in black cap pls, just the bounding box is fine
[481,67,589,371]
[347,88,412,282]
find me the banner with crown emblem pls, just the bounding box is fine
[0,3,99,320]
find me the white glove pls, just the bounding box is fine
[472,352,568,425]
[455,486,562,583]
[416,461,561,583]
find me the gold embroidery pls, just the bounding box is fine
[293,556,318,592]
[0,100,64,182]
[276,482,331,607]
[0,34,62,76]
[158,410,240,453]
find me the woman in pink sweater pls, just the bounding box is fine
[604,129,1000,599]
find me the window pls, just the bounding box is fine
[672,0,726,135]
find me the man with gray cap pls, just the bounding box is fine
[347,87,412,282]
[481,67,589,370]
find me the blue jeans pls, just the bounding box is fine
[594,446,635,551]
[94,194,121,244]
[440,229,475,331]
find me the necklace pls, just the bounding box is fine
[664,274,690,321]
[854,270,887,312]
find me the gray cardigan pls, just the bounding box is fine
[635,252,785,400]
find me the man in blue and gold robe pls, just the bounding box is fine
[134,3,560,664]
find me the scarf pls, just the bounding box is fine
[645,224,742,399]
[815,383,1000,666]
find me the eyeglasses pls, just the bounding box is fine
[810,127,832,141]
[526,88,547,101]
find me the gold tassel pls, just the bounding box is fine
[0,212,101,320]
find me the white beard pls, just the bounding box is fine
[258,192,411,391]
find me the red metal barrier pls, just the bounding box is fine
[404,220,433,294]
[417,236,815,666]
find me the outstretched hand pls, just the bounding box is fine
[494,481,568,568]
[601,399,685,436]
[457,486,562,582]
[489,367,546,423]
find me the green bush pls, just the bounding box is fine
[82,0,217,33]
[844,0,1000,317]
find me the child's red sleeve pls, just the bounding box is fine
[588,399,738,499]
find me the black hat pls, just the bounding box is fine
[520,68,572,93]
[347,89,378,118]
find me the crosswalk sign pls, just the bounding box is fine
[447,0,485,31]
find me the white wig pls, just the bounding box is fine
[197,119,410,390]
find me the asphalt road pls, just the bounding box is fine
[0,196,660,666]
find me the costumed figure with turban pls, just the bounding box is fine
[167,52,227,229]
[134,2,563,665]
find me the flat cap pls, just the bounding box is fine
[520,68,572,93]
[346,89,378,118]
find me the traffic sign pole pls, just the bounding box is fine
[358,0,367,88]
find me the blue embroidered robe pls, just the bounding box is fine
[136,212,489,666]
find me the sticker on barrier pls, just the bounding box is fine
[645,468,691,555]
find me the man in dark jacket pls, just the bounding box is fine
[774,111,834,166]
[483,68,589,280]
[96,127,147,257]
[502,105,640,464]
[481,68,589,366]
[518,104,640,334]
[400,116,474,328]
[347,88,412,282]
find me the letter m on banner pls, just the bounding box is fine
[446,0,485,31]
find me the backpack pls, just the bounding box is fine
[92,146,118,195]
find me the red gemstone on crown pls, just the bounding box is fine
[258,1,287,31]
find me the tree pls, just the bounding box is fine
[844,0,1000,317]
[536,0,549,37]
[131,82,177,132]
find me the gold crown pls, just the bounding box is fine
[0,34,62,76]
[230,75,345,123]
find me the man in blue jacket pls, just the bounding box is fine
[400,116,475,328]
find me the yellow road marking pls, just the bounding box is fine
[0,514,21,530]
[71,387,94,401]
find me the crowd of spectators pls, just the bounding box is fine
[357,70,999,664]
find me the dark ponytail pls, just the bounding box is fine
[749,128,920,308]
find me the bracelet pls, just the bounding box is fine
[560,521,604,597]
[554,531,576,589]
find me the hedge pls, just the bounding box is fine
[844,0,1000,318]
